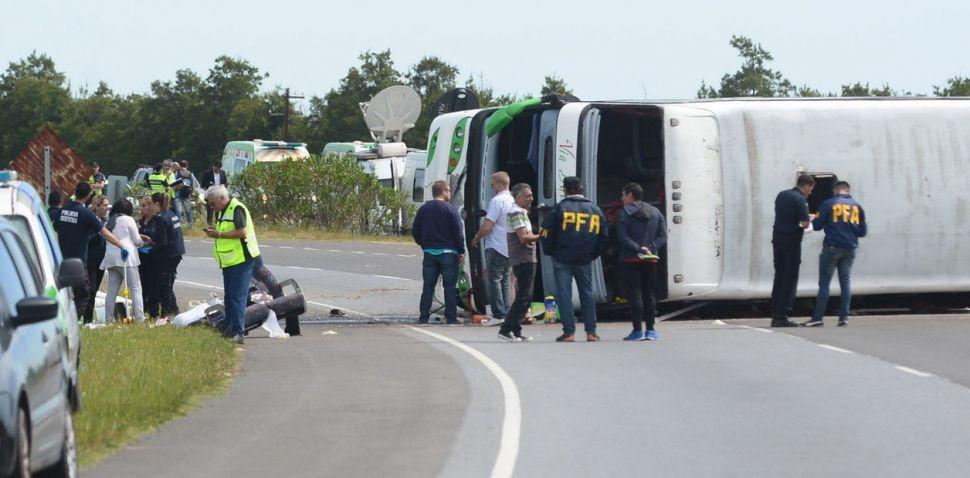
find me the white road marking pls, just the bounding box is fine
[895,366,934,378]
[397,254,416,258]
[373,274,411,281]
[352,251,366,255]
[175,279,221,290]
[303,247,319,251]
[407,326,521,478]
[288,266,323,271]
[278,246,294,249]
[373,253,390,256]
[261,245,273,248]
[202,240,213,244]
[713,319,726,325]
[817,344,855,354]
[327,249,341,253]
[739,325,774,333]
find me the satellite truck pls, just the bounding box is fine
[323,86,481,207]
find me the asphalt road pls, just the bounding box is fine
[86,239,970,477]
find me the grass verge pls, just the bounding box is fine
[182,225,413,244]
[76,324,240,469]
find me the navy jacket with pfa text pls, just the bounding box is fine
[540,196,609,265]
[812,194,867,249]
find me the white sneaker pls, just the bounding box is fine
[497,330,521,342]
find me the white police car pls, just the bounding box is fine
[0,171,82,411]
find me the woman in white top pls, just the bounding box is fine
[100,198,145,322]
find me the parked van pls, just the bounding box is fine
[426,97,970,314]
[222,140,310,177]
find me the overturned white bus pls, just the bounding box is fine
[423,97,970,315]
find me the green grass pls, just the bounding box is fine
[76,324,240,468]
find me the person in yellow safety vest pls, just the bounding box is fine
[88,162,107,196]
[163,159,182,203]
[147,163,168,194]
[204,184,260,345]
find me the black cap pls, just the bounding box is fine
[563,176,583,193]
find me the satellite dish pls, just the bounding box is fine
[431,88,480,118]
[363,85,422,143]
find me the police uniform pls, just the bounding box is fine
[153,209,185,316]
[213,198,261,339]
[138,216,161,317]
[147,171,168,194]
[54,200,106,320]
[89,172,106,197]
[770,187,810,324]
[540,193,609,339]
[808,194,867,325]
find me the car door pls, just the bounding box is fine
[0,231,65,460]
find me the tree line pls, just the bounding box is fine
[1,35,967,177]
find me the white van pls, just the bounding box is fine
[427,97,970,313]
[222,140,310,177]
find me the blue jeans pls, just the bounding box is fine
[485,248,510,319]
[174,197,193,226]
[420,253,459,321]
[811,246,856,321]
[222,260,255,337]
[553,260,597,335]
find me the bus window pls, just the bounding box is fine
[412,169,425,202]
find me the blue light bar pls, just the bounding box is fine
[0,170,17,182]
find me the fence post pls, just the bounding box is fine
[44,145,51,206]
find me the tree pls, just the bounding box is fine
[841,82,895,97]
[466,73,519,108]
[933,76,970,96]
[697,35,796,98]
[540,74,573,97]
[0,53,72,165]
[406,56,459,147]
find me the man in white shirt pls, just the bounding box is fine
[470,171,514,323]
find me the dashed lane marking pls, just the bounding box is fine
[303,247,319,251]
[817,344,855,354]
[895,366,934,378]
[278,246,294,249]
[407,327,521,478]
[373,274,411,281]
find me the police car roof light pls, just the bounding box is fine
[0,170,17,182]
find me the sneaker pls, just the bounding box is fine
[498,330,521,342]
[489,318,506,327]
[646,330,659,341]
[770,319,801,328]
[555,334,575,342]
[230,335,244,345]
[417,317,429,325]
[586,333,600,342]
[515,333,534,342]
[838,319,848,327]
[623,330,646,341]
[446,318,461,326]
[802,319,823,327]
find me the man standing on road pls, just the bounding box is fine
[205,185,260,344]
[47,191,63,223]
[413,180,465,325]
[803,181,867,327]
[54,182,128,318]
[770,174,815,327]
[540,176,609,342]
[200,160,228,225]
[616,183,667,341]
[470,171,514,326]
[498,183,540,342]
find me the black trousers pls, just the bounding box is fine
[620,261,658,332]
[501,263,536,336]
[81,264,105,324]
[770,236,802,319]
[157,256,182,316]
[140,260,160,318]
[73,274,91,324]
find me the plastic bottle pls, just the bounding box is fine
[544,296,557,323]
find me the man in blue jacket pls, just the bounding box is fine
[616,183,667,341]
[413,180,465,325]
[540,176,609,342]
[803,181,867,327]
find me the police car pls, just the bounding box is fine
[0,171,83,411]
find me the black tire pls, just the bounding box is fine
[11,407,30,478]
[38,407,77,478]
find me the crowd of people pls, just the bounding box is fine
[413,172,868,342]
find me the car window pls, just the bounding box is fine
[4,232,41,295]
[0,235,26,316]
[2,214,47,281]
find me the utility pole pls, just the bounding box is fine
[282,88,304,142]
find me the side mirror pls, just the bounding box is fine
[14,296,59,326]
[57,258,87,289]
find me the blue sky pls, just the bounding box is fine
[3,0,968,106]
